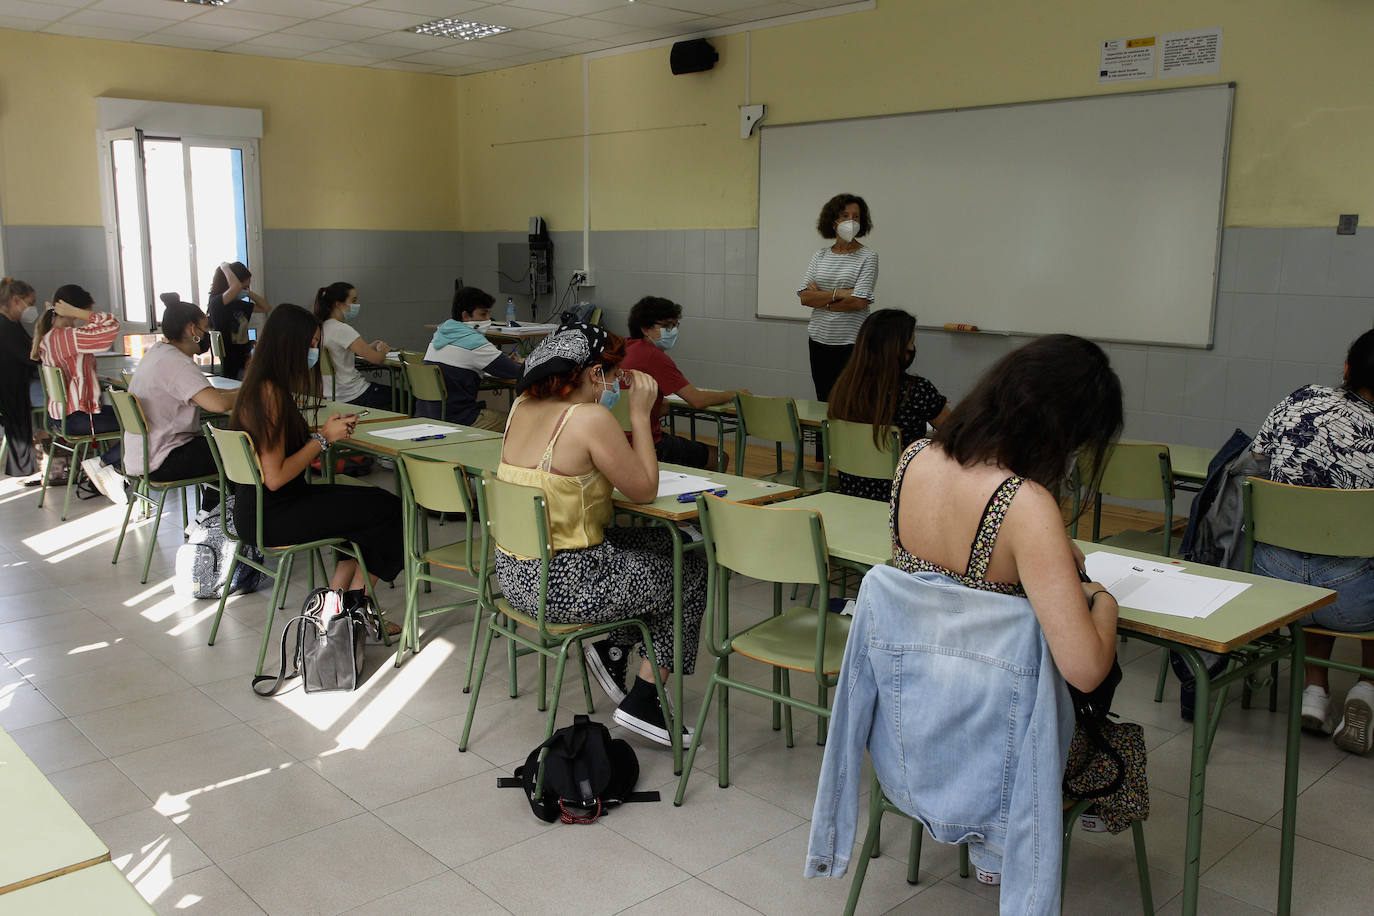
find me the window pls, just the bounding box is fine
[96,100,263,329]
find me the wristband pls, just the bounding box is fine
[1088,589,1111,606]
[311,431,329,452]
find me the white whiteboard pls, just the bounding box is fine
[755,84,1233,347]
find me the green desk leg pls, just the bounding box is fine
[1278,624,1304,916]
[668,521,685,776]
[715,415,727,472]
[1176,645,1211,916]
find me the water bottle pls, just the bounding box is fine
[505,297,517,327]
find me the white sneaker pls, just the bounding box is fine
[80,458,127,506]
[1334,682,1374,755]
[1301,685,1336,735]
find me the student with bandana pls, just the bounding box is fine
[495,321,707,746]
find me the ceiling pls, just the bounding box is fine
[0,0,860,76]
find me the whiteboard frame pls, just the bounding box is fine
[754,83,1234,349]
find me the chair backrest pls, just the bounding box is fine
[405,361,447,403]
[736,393,800,447]
[1089,442,1172,500]
[1244,477,1374,563]
[204,425,264,488]
[398,350,423,367]
[108,388,150,476]
[317,346,337,399]
[39,364,67,414]
[698,494,829,586]
[119,370,135,389]
[824,418,900,483]
[483,473,551,561]
[400,452,473,515]
[588,306,603,327]
[609,392,633,431]
[208,330,225,362]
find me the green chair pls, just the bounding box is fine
[1244,477,1374,692]
[1071,442,1176,558]
[404,361,447,421]
[395,452,492,675]
[36,364,122,520]
[203,424,389,675]
[732,393,825,493]
[318,345,338,401]
[459,474,670,796]
[208,331,225,377]
[822,418,900,492]
[674,494,847,805]
[608,392,633,432]
[108,389,218,584]
[844,775,1153,915]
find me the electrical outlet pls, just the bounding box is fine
[1338,214,1358,235]
[573,269,595,287]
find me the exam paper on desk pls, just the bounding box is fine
[1084,550,1249,619]
[656,471,722,498]
[366,423,462,441]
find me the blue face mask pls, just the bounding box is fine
[307,347,319,368]
[597,370,621,410]
[653,326,679,351]
[344,302,360,321]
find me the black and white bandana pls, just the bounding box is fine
[516,321,610,394]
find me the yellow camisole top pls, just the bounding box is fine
[496,399,613,557]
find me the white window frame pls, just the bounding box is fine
[95,99,264,325]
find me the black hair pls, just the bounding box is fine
[828,309,919,447]
[312,282,355,322]
[231,303,319,454]
[31,283,97,360]
[452,284,495,322]
[162,301,206,342]
[627,296,682,339]
[816,194,873,240]
[932,334,1123,494]
[207,261,250,300]
[1346,327,1374,394]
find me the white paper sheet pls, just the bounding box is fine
[488,323,558,338]
[365,423,459,441]
[1083,550,1249,619]
[656,471,725,498]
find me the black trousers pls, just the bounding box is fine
[343,382,394,411]
[150,437,220,511]
[1,412,37,477]
[808,339,854,402]
[235,480,404,582]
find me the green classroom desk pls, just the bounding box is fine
[342,417,502,458]
[298,400,406,427]
[0,729,110,895]
[666,395,827,471]
[781,507,1327,916]
[1118,438,1216,488]
[0,863,151,914]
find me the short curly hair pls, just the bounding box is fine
[816,194,873,240]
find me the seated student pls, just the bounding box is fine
[207,261,270,380]
[827,309,951,501]
[0,277,39,481]
[1251,327,1374,754]
[126,301,238,513]
[30,284,125,504]
[620,296,746,471]
[420,285,522,430]
[496,322,706,745]
[229,304,403,633]
[312,282,393,409]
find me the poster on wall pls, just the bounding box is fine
[1159,27,1222,78]
[1098,36,1156,82]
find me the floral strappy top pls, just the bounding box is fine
[889,439,1028,597]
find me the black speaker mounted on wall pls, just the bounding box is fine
[670,38,718,75]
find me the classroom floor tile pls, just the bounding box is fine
[4,471,1374,914]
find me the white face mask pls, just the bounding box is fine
[20,305,37,324]
[836,219,860,243]
[467,319,493,330]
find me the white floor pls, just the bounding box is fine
[2,472,1373,915]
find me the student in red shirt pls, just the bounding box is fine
[620,296,747,471]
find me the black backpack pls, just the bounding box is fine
[499,715,659,823]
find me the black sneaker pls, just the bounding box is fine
[612,677,692,747]
[584,640,629,705]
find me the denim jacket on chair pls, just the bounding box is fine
[806,565,1074,916]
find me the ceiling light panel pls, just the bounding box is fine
[409,18,511,40]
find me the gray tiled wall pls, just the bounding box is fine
[464,226,1374,452]
[1,226,463,354]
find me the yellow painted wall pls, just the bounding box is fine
[458,0,1374,230]
[0,29,460,230]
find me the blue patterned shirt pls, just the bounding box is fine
[1252,385,1374,489]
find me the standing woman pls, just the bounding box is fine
[229,304,403,630]
[0,278,39,480]
[827,309,950,501]
[30,284,125,503]
[207,261,270,380]
[797,194,878,402]
[312,282,393,409]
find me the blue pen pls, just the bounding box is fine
[676,488,727,502]
[412,434,447,441]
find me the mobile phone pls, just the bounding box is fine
[353,410,370,418]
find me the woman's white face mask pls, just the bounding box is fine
[467,319,493,331]
[835,219,860,243]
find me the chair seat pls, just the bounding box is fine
[495,597,596,635]
[1099,529,1178,558]
[314,475,375,488]
[421,541,481,572]
[731,605,851,675]
[143,474,219,489]
[1305,627,1374,641]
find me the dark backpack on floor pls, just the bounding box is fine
[499,715,659,823]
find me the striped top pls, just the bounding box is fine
[797,245,878,345]
[38,311,121,419]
